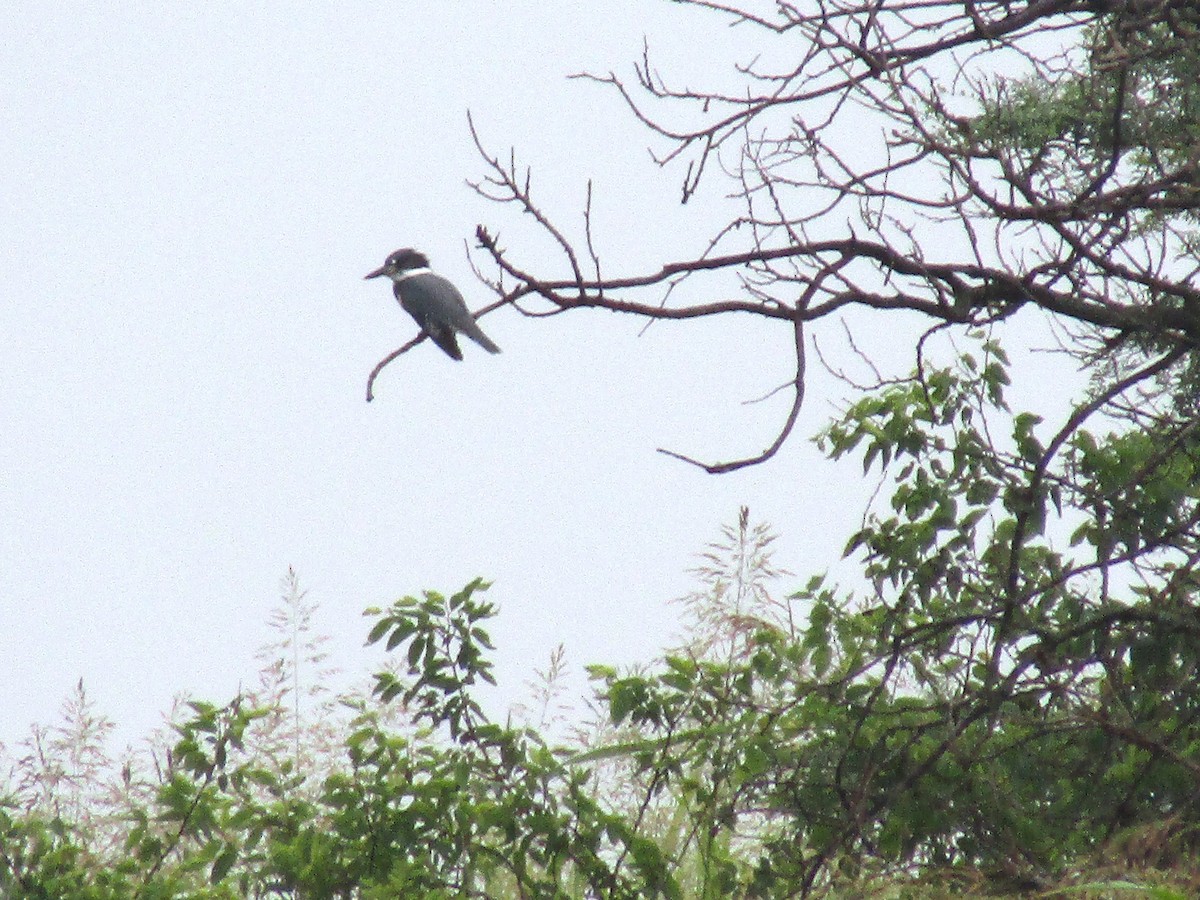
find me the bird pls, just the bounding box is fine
[364,248,501,361]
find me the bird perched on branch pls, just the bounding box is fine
[365,248,501,360]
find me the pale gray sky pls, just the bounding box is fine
[1,4,1019,749]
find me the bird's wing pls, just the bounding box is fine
[411,274,501,354]
[395,280,466,360]
[416,312,464,360]
[401,274,474,325]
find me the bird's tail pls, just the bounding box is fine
[465,323,502,354]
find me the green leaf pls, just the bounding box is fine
[366,617,392,645]
[210,843,237,883]
[386,621,416,651]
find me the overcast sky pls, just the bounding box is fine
[1,4,1067,753]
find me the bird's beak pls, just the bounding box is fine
[364,266,387,280]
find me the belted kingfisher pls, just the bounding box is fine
[365,248,501,360]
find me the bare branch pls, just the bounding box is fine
[456,0,1200,470]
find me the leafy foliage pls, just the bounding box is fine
[6,344,1200,894]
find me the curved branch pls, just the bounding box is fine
[365,293,509,401]
[658,316,807,473]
